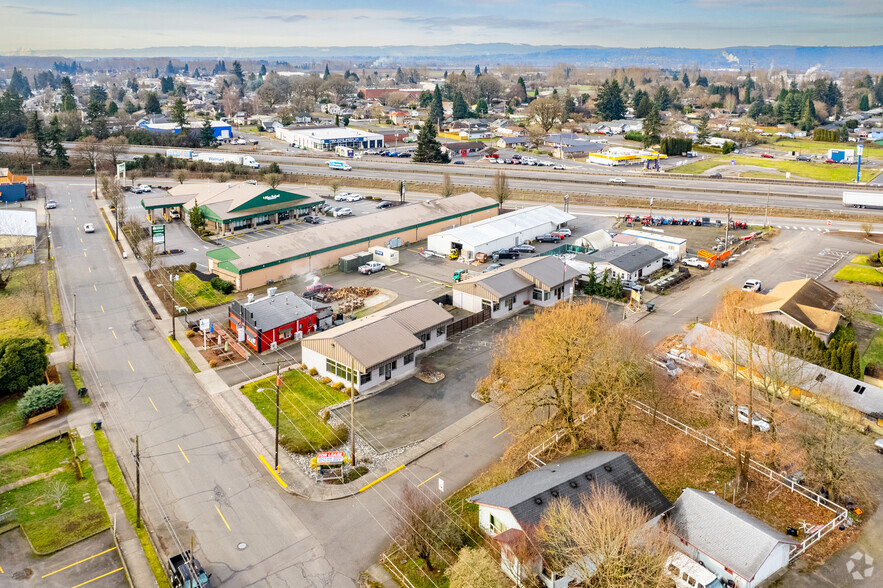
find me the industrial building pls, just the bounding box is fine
[0,168,27,202]
[207,193,498,290]
[0,209,37,250]
[142,183,322,235]
[426,206,575,259]
[616,229,687,260]
[135,119,233,139]
[301,299,454,394]
[228,290,330,353]
[452,256,581,319]
[274,125,384,151]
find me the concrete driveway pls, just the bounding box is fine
[334,314,522,452]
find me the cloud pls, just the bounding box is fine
[278,14,307,23]
[721,50,739,64]
[4,5,74,16]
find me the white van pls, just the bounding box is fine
[665,553,723,588]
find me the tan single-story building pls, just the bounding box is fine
[741,278,841,344]
[207,193,499,290]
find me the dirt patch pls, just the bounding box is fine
[46,365,60,384]
[187,329,241,368]
[414,363,445,384]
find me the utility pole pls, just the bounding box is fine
[72,294,77,370]
[170,272,177,339]
[135,435,141,528]
[764,186,770,228]
[274,360,280,472]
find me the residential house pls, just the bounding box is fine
[683,323,883,433]
[741,278,840,344]
[228,290,321,353]
[441,141,486,156]
[301,299,454,394]
[569,244,666,282]
[620,229,687,260]
[496,136,529,149]
[469,452,673,588]
[670,489,799,588]
[553,142,605,159]
[452,256,581,319]
[232,111,248,125]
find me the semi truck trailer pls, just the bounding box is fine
[843,191,883,209]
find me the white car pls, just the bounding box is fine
[138,184,152,193]
[345,193,363,202]
[554,228,572,237]
[731,406,771,432]
[553,164,567,170]
[875,439,883,453]
[236,138,247,145]
[334,192,350,201]
[682,257,709,269]
[83,223,95,233]
[608,177,626,184]
[742,279,762,292]
[334,207,353,217]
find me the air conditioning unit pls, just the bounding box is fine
[270,341,278,350]
[267,287,278,296]
[295,331,303,341]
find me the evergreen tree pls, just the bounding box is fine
[10,67,32,98]
[107,101,118,116]
[199,117,215,147]
[323,64,330,80]
[183,63,190,76]
[452,92,468,119]
[641,106,661,148]
[418,90,433,108]
[474,64,481,76]
[695,75,708,87]
[475,97,488,115]
[634,95,652,118]
[859,94,870,111]
[517,76,527,100]
[189,200,206,234]
[562,93,576,119]
[154,67,159,78]
[744,86,751,104]
[335,113,340,126]
[47,115,68,168]
[653,86,672,111]
[799,99,817,132]
[170,97,187,129]
[27,111,50,159]
[696,112,710,144]
[412,120,449,164]
[60,76,76,111]
[87,85,108,121]
[166,60,176,74]
[232,60,244,83]
[144,92,161,114]
[92,117,109,140]
[428,85,444,125]
[594,79,626,120]
[682,72,690,87]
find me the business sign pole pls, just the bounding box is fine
[151,224,165,250]
[116,162,126,181]
[856,143,864,183]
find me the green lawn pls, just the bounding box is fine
[671,155,880,182]
[173,273,234,310]
[769,138,883,157]
[0,435,109,553]
[834,264,883,285]
[669,157,730,175]
[0,393,23,439]
[94,429,171,588]
[240,369,348,454]
[0,264,48,340]
[852,255,871,266]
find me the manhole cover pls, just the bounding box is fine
[237,542,247,550]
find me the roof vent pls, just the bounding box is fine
[569,481,578,488]
[267,287,278,296]
[247,293,255,303]
[534,497,543,505]
[816,373,826,383]
[604,465,613,472]
[585,473,593,481]
[853,384,866,395]
[550,490,559,498]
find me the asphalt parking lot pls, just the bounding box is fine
[0,528,127,586]
[333,313,525,452]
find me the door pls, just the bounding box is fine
[384,363,392,380]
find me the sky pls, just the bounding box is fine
[3,0,883,54]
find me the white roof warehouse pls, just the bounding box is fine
[274,125,384,151]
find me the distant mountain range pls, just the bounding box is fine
[7,44,883,71]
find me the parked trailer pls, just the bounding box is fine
[166,149,194,159]
[843,191,883,209]
[195,152,260,169]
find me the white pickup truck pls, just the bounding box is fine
[358,261,386,275]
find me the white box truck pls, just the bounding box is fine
[166,149,194,159]
[328,160,352,171]
[843,191,883,209]
[195,152,260,169]
[371,246,399,266]
[335,146,354,158]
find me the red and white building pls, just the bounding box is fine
[229,290,322,353]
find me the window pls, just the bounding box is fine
[326,359,356,382]
[278,328,292,340]
[436,326,445,337]
[492,301,500,312]
[404,352,414,364]
[360,370,372,385]
[246,332,256,345]
[502,295,515,310]
[555,286,564,299]
[419,332,431,349]
[532,288,550,301]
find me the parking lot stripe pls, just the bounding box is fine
[398,271,410,276]
[216,506,231,531]
[493,426,510,439]
[149,397,158,412]
[673,308,682,316]
[41,547,117,578]
[178,444,190,463]
[641,330,651,337]
[417,472,441,487]
[70,566,124,588]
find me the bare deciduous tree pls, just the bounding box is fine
[76,136,104,199]
[391,484,462,572]
[264,173,283,189]
[492,170,510,206]
[140,241,160,272]
[123,219,146,254]
[861,222,873,237]
[837,285,871,323]
[440,173,454,197]
[329,179,340,200]
[446,547,509,588]
[47,478,69,510]
[537,484,674,587]
[101,136,129,169]
[174,169,188,185]
[99,173,125,242]
[801,387,862,500]
[527,97,562,132]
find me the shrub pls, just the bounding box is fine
[17,383,65,419]
[319,376,331,384]
[189,262,197,272]
[57,332,69,348]
[208,359,217,368]
[0,337,50,394]
[299,363,308,371]
[209,277,234,294]
[186,330,196,338]
[624,131,643,142]
[332,381,345,391]
[322,410,331,422]
[721,141,735,154]
[309,367,318,376]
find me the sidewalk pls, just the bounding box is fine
[78,425,157,588]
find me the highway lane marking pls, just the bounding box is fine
[216,506,231,531]
[493,426,510,439]
[70,566,124,588]
[93,284,97,292]
[88,267,91,273]
[41,547,117,578]
[416,472,441,488]
[100,305,104,313]
[80,238,83,243]
[673,308,682,316]
[360,464,405,493]
[723,275,733,282]
[83,251,87,257]
[0,562,3,572]
[128,360,134,371]
[259,454,288,488]
[148,397,158,412]
[642,330,651,338]
[177,444,190,463]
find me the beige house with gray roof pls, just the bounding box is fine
[301,299,454,393]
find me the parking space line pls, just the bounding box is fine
[41,547,117,578]
[493,426,510,439]
[642,330,651,337]
[416,472,441,487]
[673,308,682,316]
[216,506,231,531]
[149,397,158,412]
[128,360,134,371]
[178,444,190,463]
[70,566,124,588]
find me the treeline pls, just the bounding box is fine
[766,321,861,380]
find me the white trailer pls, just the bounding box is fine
[843,191,883,209]
[195,152,260,169]
[166,149,194,159]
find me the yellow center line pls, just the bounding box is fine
[673,308,682,316]
[41,547,117,578]
[216,506,231,531]
[88,267,92,273]
[100,305,104,313]
[83,251,87,257]
[642,330,651,337]
[178,444,190,463]
[128,360,134,371]
[70,566,124,588]
[80,237,83,243]
[493,426,511,439]
[112,330,117,340]
[0,563,3,573]
[416,472,441,487]
[701,290,711,296]
[148,397,158,412]
[93,284,97,292]
[723,275,733,282]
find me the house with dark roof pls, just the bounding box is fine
[469,452,673,588]
[453,256,582,319]
[741,278,841,344]
[670,489,799,588]
[228,290,322,353]
[569,244,666,282]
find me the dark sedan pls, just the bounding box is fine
[511,244,536,253]
[303,215,321,224]
[495,249,520,259]
[536,234,562,243]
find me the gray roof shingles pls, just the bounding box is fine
[576,244,665,274]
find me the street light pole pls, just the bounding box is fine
[274,360,280,472]
[170,273,178,339]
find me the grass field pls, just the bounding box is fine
[94,429,171,587]
[0,265,48,340]
[0,435,109,553]
[173,273,234,309]
[834,263,883,285]
[0,393,23,439]
[240,369,349,454]
[769,138,883,157]
[671,155,880,182]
